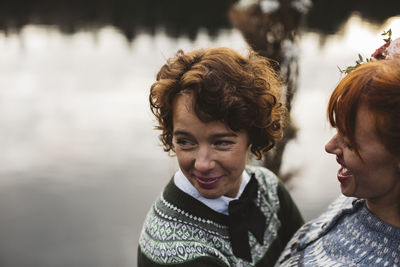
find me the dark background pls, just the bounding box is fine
[1,0,399,40]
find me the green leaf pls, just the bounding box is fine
[382,28,392,42]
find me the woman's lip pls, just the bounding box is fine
[194,175,222,187]
[337,167,352,183]
[335,156,350,183]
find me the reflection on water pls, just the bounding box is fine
[0,0,398,42]
[305,0,400,35]
[0,0,236,41]
[1,16,400,266]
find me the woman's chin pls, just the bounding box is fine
[340,185,357,198]
[195,186,224,199]
[200,193,221,199]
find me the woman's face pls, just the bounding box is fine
[172,94,250,199]
[325,103,400,205]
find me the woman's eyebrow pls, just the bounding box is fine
[212,133,238,138]
[173,130,191,136]
[173,131,237,138]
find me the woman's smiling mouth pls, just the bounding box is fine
[337,166,352,184]
[194,175,222,188]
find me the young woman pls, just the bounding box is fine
[138,47,304,266]
[276,59,400,266]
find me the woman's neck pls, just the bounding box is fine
[366,197,400,227]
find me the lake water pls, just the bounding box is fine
[1,15,399,267]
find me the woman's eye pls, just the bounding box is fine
[337,133,353,150]
[341,138,353,150]
[213,140,234,148]
[176,139,195,149]
[345,143,353,150]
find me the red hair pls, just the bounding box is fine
[327,59,400,156]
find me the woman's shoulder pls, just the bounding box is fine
[245,164,277,176]
[275,195,359,266]
[315,195,358,225]
[298,195,358,244]
[245,164,280,199]
[245,165,279,185]
[245,164,297,202]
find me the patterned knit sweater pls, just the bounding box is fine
[138,165,304,267]
[275,195,400,267]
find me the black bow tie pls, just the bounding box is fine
[228,175,266,262]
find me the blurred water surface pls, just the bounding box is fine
[1,15,400,267]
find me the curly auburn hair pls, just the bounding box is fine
[149,47,286,159]
[328,59,400,157]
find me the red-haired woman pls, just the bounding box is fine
[276,59,400,266]
[137,47,304,267]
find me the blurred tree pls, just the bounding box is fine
[229,0,312,180]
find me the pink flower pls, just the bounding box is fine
[371,41,391,59]
[340,30,397,75]
[386,37,400,59]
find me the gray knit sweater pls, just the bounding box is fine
[275,195,400,267]
[138,165,304,266]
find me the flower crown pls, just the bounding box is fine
[339,29,400,74]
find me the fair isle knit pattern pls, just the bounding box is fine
[139,195,231,265]
[139,166,282,266]
[276,195,400,267]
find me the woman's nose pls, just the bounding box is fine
[325,134,341,155]
[194,146,215,171]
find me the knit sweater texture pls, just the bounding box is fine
[138,165,304,267]
[275,195,400,267]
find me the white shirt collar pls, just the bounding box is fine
[173,168,251,215]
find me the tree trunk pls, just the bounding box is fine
[229,0,311,181]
